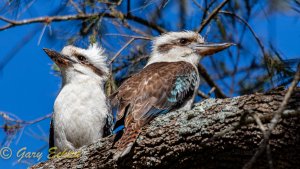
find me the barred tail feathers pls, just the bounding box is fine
[113,122,141,160]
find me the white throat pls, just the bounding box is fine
[146,51,201,66]
[61,68,107,87]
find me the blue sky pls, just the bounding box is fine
[0,1,300,168]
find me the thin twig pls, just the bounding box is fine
[205,107,300,149]
[197,0,230,33]
[218,11,275,87]
[98,0,123,6]
[252,113,266,133]
[0,112,52,146]
[109,38,135,64]
[208,87,216,96]
[113,55,149,73]
[197,63,227,98]
[122,19,152,37]
[0,112,52,126]
[197,90,210,99]
[24,113,52,125]
[267,64,300,134]
[192,0,205,11]
[105,33,152,40]
[218,11,266,57]
[252,113,273,169]
[69,0,83,14]
[37,24,47,45]
[243,64,300,169]
[16,0,37,18]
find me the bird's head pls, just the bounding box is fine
[148,31,233,66]
[43,44,108,82]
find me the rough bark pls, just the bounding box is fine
[32,87,300,169]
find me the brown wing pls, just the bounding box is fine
[112,61,198,160]
[112,61,197,125]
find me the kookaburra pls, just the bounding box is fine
[111,31,233,160]
[43,44,113,153]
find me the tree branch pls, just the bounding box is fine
[32,87,300,169]
[0,11,166,33]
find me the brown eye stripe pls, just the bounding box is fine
[86,63,105,76]
[72,52,105,76]
[157,37,198,53]
[157,44,173,53]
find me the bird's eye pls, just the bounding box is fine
[75,54,86,61]
[179,38,189,45]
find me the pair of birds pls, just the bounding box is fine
[43,31,233,160]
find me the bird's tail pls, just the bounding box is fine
[113,122,141,161]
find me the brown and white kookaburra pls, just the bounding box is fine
[43,44,113,153]
[111,31,233,160]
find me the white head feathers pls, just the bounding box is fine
[148,31,205,66]
[61,43,109,76]
[80,43,108,72]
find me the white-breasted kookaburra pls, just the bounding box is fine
[111,31,233,160]
[43,44,113,152]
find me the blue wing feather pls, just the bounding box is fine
[150,70,198,118]
[167,71,198,104]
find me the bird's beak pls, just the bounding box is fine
[43,48,76,66]
[190,42,234,56]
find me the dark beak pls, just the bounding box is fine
[190,42,234,56]
[43,48,76,66]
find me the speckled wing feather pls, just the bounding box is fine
[111,61,199,160]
